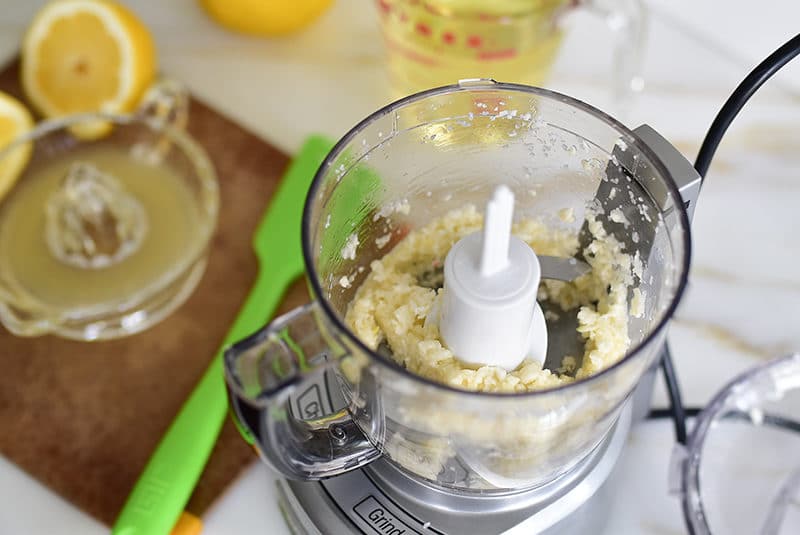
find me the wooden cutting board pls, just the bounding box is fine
[0,59,310,525]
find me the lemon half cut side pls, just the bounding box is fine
[21,0,156,138]
[0,92,34,202]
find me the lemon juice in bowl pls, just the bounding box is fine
[0,145,206,311]
[0,106,219,341]
[0,0,218,340]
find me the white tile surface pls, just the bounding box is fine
[2,0,799,534]
[0,457,105,534]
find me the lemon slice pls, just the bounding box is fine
[0,92,33,202]
[21,0,156,138]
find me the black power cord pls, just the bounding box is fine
[649,407,800,434]
[695,33,800,179]
[653,343,694,445]
[647,407,701,420]
[649,32,800,445]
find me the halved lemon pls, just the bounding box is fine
[0,92,33,202]
[21,0,156,138]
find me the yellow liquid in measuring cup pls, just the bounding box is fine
[378,0,567,97]
[0,146,204,312]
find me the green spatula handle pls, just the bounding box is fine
[111,135,334,535]
[111,275,280,535]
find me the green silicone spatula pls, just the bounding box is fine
[112,135,335,535]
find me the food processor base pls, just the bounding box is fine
[276,403,631,535]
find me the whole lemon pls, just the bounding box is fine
[199,0,334,36]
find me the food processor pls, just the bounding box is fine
[223,79,700,534]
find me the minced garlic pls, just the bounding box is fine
[344,205,635,393]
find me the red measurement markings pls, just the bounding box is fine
[466,35,483,48]
[477,48,517,60]
[385,37,439,66]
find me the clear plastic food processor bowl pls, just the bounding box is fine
[224,80,691,494]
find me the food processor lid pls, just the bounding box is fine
[675,353,800,535]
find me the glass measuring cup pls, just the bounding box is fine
[376,0,645,102]
[224,80,693,492]
[0,82,219,341]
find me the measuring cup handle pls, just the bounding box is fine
[580,0,647,111]
[224,301,381,480]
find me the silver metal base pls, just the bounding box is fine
[277,403,632,535]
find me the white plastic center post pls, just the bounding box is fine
[438,185,548,370]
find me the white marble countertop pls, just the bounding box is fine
[2,0,800,533]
